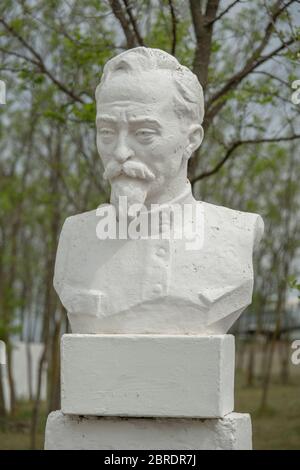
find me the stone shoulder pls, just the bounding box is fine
[62,207,100,229]
[53,208,101,295]
[199,200,264,250]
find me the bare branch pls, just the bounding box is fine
[205,0,297,125]
[189,0,220,90]
[0,47,40,67]
[205,36,296,128]
[191,133,300,183]
[168,0,177,55]
[0,17,84,103]
[207,0,240,26]
[108,0,136,48]
[122,0,145,46]
[251,70,290,88]
[189,0,203,41]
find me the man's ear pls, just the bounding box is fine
[183,125,204,161]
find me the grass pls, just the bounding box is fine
[0,374,300,450]
[235,373,300,450]
[0,400,46,450]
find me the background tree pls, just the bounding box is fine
[0,0,299,447]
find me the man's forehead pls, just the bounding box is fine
[97,98,178,125]
[97,69,177,106]
[98,101,163,116]
[96,108,164,127]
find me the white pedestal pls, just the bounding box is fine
[61,334,235,418]
[45,410,252,450]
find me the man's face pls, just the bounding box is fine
[96,69,192,208]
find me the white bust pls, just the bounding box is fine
[54,47,264,335]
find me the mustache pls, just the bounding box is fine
[103,160,155,182]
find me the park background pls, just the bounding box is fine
[0,0,300,450]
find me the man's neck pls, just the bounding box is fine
[144,179,195,208]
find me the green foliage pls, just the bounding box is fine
[288,276,300,297]
[72,102,96,124]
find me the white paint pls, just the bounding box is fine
[45,410,252,450]
[61,334,234,418]
[53,47,264,335]
[54,196,263,334]
[45,49,257,450]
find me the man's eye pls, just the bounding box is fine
[99,128,115,136]
[135,129,156,139]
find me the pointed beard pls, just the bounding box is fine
[110,176,149,220]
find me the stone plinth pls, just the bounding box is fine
[61,334,235,418]
[45,410,252,450]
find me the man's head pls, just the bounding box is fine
[95,47,204,210]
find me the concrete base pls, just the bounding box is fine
[45,410,252,450]
[61,334,235,418]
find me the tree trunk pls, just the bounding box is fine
[246,338,256,387]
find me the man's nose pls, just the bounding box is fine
[114,135,134,163]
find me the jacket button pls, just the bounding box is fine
[156,247,167,257]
